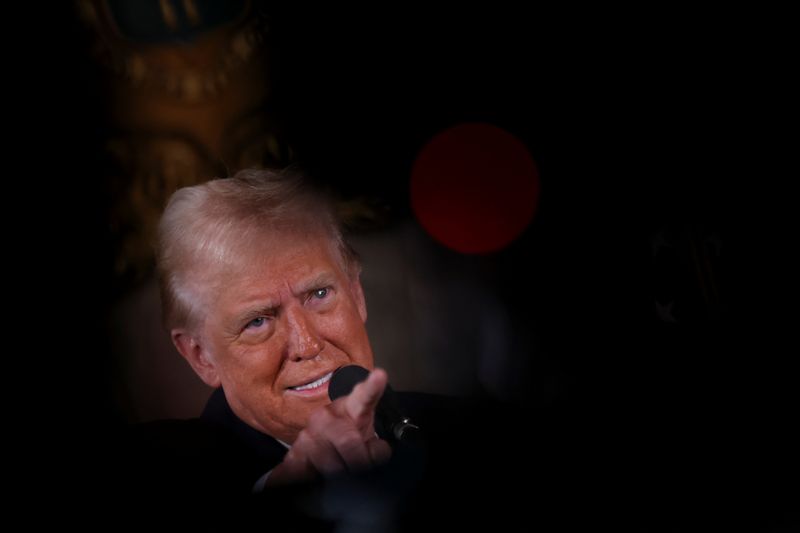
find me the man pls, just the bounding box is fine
[154,167,394,489]
[119,167,594,530]
[125,167,545,531]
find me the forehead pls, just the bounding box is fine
[207,228,345,295]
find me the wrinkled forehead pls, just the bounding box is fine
[183,222,345,307]
[230,224,342,275]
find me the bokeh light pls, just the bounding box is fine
[410,122,540,254]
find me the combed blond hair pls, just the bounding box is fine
[156,167,355,331]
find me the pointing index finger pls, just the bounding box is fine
[344,367,388,422]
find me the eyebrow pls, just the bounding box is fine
[293,271,337,296]
[232,302,279,331]
[230,271,338,329]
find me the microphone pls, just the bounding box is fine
[329,365,420,443]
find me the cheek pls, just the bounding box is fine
[323,304,367,340]
[325,306,373,362]
[221,345,281,386]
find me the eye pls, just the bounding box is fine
[245,316,267,330]
[312,287,329,300]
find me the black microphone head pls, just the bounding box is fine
[329,365,370,402]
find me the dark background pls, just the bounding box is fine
[12,3,795,529]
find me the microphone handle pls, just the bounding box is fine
[391,417,420,441]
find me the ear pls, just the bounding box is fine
[171,329,221,388]
[349,273,368,323]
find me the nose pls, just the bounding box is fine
[285,305,324,362]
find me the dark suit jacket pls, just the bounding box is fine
[116,387,477,527]
[109,387,673,531]
[110,386,799,532]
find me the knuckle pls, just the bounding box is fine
[332,428,363,449]
[308,407,332,428]
[290,432,311,454]
[368,441,391,463]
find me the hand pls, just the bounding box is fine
[267,368,393,484]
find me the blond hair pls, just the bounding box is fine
[156,168,355,331]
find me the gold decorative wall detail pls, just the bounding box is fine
[76,0,291,287]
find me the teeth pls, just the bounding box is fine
[292,372,333,392]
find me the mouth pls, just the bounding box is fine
[286,370,335,395]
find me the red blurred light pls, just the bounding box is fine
[410,123,540,254]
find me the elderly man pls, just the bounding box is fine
[121,168,564,530]
[154,167,396,489]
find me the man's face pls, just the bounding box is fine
[183,229,374,443]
